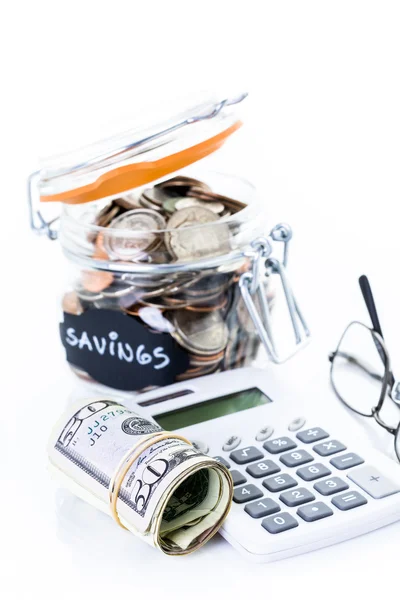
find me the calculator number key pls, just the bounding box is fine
[297,463,331,481]
[280,487,315,507]
[331,491,368,511]
[230,446,264,465]
[263,437,297,454]
[262,512,299,534]
[314,476,349,496]
[246,460,280,478]
[245,498,280,518]
[263,473,297,492]
[280,449,313,467]
[233,484,263,504]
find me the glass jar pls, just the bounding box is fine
[29,93,309,392]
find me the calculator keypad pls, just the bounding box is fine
[296,428,329,443]
[330,453,364,470]
[223,425,398,536]
[230,446,264,465]
[262,512,299,534]
[263,473,297,492]
[297,502,333,522]
[297,463,331,481]
[314,477,349,496]
[263,437,297,454]
[313,440,346,456]
[246,460,280,478]
[280,449,313,467]
[245,498,280,518]
[331,491,367,510]
[231,470,247,486]
[233,484,263,504]
[279,487,315,507]
[347,465,400,499]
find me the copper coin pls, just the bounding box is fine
[96,202,121,228]
[175,362,220,381]
[62,291,84,315]
[93,233,110,260]
[115,196,142,210]
[123,304,142,316]
[81,269,114,293]
[184,296,227,312]
[188,350,225,367]
[157,176,211,195]
[141,297,187,310]
[163,296,190,308]
[187,189,246,212]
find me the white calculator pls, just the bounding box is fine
[129,367,400,562]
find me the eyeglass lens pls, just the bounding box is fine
[331,322,387,416]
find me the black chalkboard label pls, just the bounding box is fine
[59,309,190,391]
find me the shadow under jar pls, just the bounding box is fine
[29,93,308,392]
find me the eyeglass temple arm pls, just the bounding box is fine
[359,275,395,388]
[329,350,384,383]
[359,275,384,337]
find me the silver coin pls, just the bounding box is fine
[75,284,103,302]
[171,310,229,356]
[174,198,225,214]
[139,196,164,212]
[101,281,136,298]
[162,197,186,214]
[104,209,166,261]
[141,186,169,206]
[165,206,230,261]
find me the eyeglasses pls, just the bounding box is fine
[329,275,400,461]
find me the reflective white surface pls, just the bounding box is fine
[6,2,400,598]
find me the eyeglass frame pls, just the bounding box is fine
[328,275,400,461]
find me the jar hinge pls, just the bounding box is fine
[239,225,310,363]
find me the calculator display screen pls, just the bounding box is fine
[153,388,272,430]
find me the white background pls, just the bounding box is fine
[4,1,400,599]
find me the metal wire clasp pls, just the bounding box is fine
[28,171,59,240]
[239,226,310,363]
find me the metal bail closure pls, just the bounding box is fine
[28,171,59,240]
[239,233,310,363]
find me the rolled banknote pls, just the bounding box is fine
[48,398,233,555]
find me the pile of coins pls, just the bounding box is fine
[62,176,274,387]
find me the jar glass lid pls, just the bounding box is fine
[38,92,247,205]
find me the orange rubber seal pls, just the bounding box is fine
[41,121,242,205]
